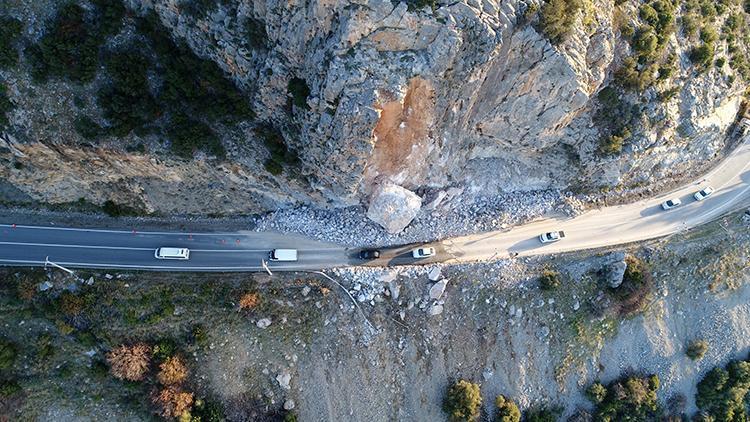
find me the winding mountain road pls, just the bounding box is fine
[0,136,748,272]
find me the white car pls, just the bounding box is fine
[693,187,714,201]
[154,247,190,260]
[539,231,565,243]
[411,247,436,259]
[661,198,682,210]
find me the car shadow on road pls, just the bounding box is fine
[508,237,544,255]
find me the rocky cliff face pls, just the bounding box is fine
[0,0,747,219]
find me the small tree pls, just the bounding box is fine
[239,292,261,310]
[539,269,562,290]
[495,394,521,422]
[443,380,482,421]
[586,382,607,404]
[525,405,560,422]
[686,339,709,360]
[153,387,194,418]
[0,337,17,370]
[107,343,151,381]
[158,355,188,385]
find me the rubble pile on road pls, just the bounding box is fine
[255,190,580,246]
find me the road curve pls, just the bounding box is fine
[442,135,750,263]
[0,136,748,272]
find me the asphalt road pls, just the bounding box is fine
[442,135,750,262]
[0,226,352,271]
[0,136,748,272]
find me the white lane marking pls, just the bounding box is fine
[0,241,274,252]
[0,241,152,251]
[0,241,346,254]
[0,258,323,271]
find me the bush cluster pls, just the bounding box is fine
[586,374,661,420]
[495,395,521,422]
[255,124,299,175]
[594,86,642,155]
[696,358,750,420]
[245,18,268,50]
[73,115,106,141]
[107,343,152,381]
[0,16,23,69]
[443,379,482,421]
[610,256,654,316]
[539,269,562,290]
[287,77,311,111]
[0,337,17,370]
[29,2,123,83]
[0,83,14,129]
[525,405,561,422]
[686,339,709,360]
[538,0,584,45]
[98,50,158,137]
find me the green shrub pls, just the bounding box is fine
[74,115,105,140]
[245,18,268,49]
[686,339,709,360]
[525,405,561,422]
[167,113,224,159]
[36,333,55,360]
[690,43,715,69]
[539,269,561,290]
[495,395,521,422]
[586,382,607,404]
[256,124,299,174]
[181,0,218,19]
[538,0,583,45]
[0,83,14,128]
[611,256,654,315]
[443,379,482,421]
[0,16,23,69]
[287,77,311,110]
[0,337,18,369]
[193,398,225,422]
[588,374,660,420]
[102,200,141,217]
[31,4,101,83]
[90,0,126,37]
[264,159,283,175]
[695,363,750,420]
[404,0,437,12]
[152,339,178,363]
[0,380,21,397]
[98,49,159,137]
[632,26,659,62]
[282,412,297,422]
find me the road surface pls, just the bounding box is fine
[0,136,748,272]
[442,135,750,262]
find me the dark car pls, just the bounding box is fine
[359,249,381,260]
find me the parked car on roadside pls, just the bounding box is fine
[661,198,682,210]
[411,247,435,259]
[693,187,714,201]
[539,231,565,244]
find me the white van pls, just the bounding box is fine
[154,247,190,260]
[269,249,298,262]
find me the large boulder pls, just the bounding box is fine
[607,259,628,288]
[366,183,422,233]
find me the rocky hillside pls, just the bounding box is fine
[0,0,748,223]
